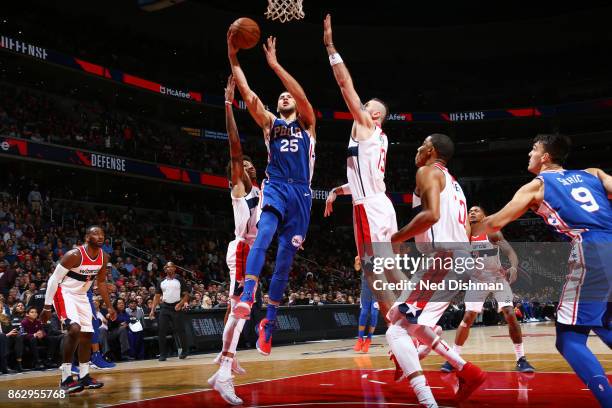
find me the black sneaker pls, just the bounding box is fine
[440,361,455,373]
[60,377,84,394]
[179,353,188,360]
[516,357,535,373]
[78,374,104,389]
[158,355,167,362]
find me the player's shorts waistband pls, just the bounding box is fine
[352,192,388,205]
[267,177,309,186]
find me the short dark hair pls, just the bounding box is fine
[429,133,455,162]
[370,98,389,124]
[533,134,571,165]
[26,305,38,314]
[226,155,254,181]
[86,225,103,235]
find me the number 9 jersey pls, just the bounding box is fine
[535,169,612,327]
[535,169,612,238]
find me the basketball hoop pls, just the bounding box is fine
[265,0,304,23]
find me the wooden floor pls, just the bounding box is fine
[1,321,610,407]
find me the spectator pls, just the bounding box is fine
[28,185,42,214]
[107,298,132,361]
[20,305,59,369]
[0,312,20,373]
[126,299,144,360]
[0,261,16,296]
[93,298,110,357]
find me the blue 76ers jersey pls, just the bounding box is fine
[265,117,315,184]
[535,169,612,238]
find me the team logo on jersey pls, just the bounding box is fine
[291,235,304,248]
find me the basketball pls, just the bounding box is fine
[229,17,261,50]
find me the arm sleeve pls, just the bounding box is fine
[44,264,70,306]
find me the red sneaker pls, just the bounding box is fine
[353,338,364,352]
[361,338,372,353]
[233,301,253,319]
[256,318,274,356]
[456,362,487,401]
[388,352,404,381]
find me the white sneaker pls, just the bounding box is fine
[214,352,247,375]
[213,376,243,405]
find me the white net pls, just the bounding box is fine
[265,0,305,23]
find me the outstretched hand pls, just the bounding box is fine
[263,36,279,69]
[324,190,336,217]
[323,14,333,46]
[227,29,238,56]
[225,74,235,102]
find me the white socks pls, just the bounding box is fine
[385,324,424,379]
[452,344,463,355]
[514,343,525,360]
[79,362,89,379]
[219,356,233,379]
[432,339,466,371]
[61,363,72,382]
[410,375,438,408]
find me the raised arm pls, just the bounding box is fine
[323,14,372,129]
[225,75,248,198]
[483,179,543,233]
[228,31,274,130]
[391,166,443,243]
[585,168,612,195]
[263,37,316,132]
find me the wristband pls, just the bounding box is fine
[225,101,233,105]
[43,305,52,310]
[329,53,343,66]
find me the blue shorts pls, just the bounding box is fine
[558,231,612,327]
[260,178,312,248]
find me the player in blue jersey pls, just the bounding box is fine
[228,34,316,355]
[484,134,612,407]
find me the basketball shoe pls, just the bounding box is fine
[456,362,487,401]
[256,318,274,356]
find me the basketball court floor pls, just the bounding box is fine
[2,322,610,407]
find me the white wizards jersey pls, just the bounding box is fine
[61,245,104,294]
[231,185,260,246]
[413,163,468,252]
[470,233,503,281]
[347,126,388,202]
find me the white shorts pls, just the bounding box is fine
[352,193,398,251]
[465,277,514,313]
[226,239,251,300]
[53,287,93,332]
